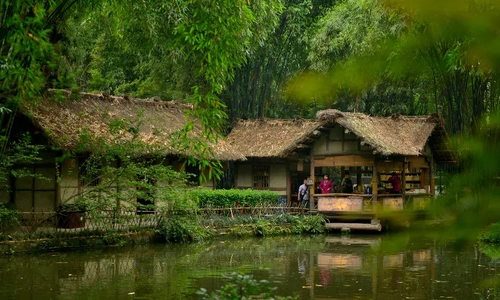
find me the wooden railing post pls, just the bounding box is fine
[372,158,378,217]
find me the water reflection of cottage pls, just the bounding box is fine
[307,236,437,300]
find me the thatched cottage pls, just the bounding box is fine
[226,119,322,199]
[227,109,455,224]
[0,90,244,213]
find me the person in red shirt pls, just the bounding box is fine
[388,172,401,194]
[319,175,334,194]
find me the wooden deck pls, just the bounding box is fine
[315,193,432,231]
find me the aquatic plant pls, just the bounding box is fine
[479,222,500,244]
[196,272,298,300]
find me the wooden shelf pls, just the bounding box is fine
[382,180,420,183]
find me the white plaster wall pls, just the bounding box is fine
[15,175,33,190]
[34,167,56,190]
[313,137,328,155]
[60,159,80,204]
[343,141,358,151]
[14,191,32,211]
[312,126,373,155]
[34,191,56,211]
[236,164,252,187]
[270,164,286,188]
[330,141,343,152]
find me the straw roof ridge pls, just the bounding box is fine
[227,118,322,158]
[316,109,444,157]
[23,89,244,161]
[47,89,194,110]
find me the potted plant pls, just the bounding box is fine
[57,203,86,228]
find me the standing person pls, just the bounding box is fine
[388,172,401,194]
[319,175,334,194]
[298,179,309,208]
[340,171,353,193]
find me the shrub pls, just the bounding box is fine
[157,215,213,243]
[479,222,500,244]
[196,272,298,300]
[190,189,279,208]
[0,204,19,229]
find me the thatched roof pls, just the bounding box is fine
[226,110,455,163]
[226,119,322,158]
[23,90,245,161]
[317,109,455,163]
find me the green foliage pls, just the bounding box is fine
[102,231,127,246]
[203,214,326,236]
[309,0,405,70]
[157,215,212,243]
[196,272,298,300]
[290,0,500,136]
[0,133,46,189]
[223,0,331,120]
[479,243,500,260]
[298,214,326,234]
[190,189,279,208]
[0,204,20,229]
[58,203,86,212]
[0,0,55,105]
[478,222,500,244]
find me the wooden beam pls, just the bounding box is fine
[430,154,435,195]
[402,160,406,197]
[310,152,315,209]
[326,138,359,142]
[314,155,374,167]
[325,130,330,151]
[372,157,378,218]
[314,150,374,156]
[296,144,311,149]
[325,222,382,231]
[286,163,291,206]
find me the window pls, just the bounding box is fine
[78,157,100,187]
[253,165,270,189]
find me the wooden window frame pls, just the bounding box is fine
[252,165,270,190]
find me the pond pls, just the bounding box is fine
[0,233,499,300]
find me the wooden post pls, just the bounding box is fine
[430,156,435,196]
[402,159,406,197]
[357,166,362,191]
[55,162,61,211]
[402,159,406,209]
[116,158,122,212]
[371,157,378,217]
[286,163,291,206]
[310,154,315,210]
[234,163,239,189]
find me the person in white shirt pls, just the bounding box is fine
[298,179,309,208]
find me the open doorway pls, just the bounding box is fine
[290,171,308,206]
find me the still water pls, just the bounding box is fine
[0,234,499,300]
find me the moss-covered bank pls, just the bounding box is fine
[0,214,326,255]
